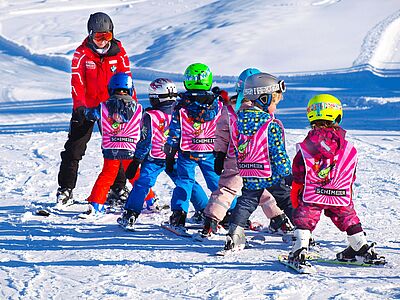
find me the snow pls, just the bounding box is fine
[0,0,399,299]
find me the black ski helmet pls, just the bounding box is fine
[87,12,114,35]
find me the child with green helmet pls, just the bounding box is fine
[163,63,223,234]
[287,94,386,269]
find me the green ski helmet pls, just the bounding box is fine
[183,63,213,91]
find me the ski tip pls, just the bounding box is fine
[36,209,51,217]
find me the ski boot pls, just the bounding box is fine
[79,202,106,219]
[189,210,205,225]
[107,186,130,207]
[167,210,188,235]
[218,211,231,230]
[336,232,386,265]
[200,217,219,238]
[117,209,139,231]
[56,187,74,207]
[288,229,311,264]
[223,224,247,252]
[143,196,160,211]
[268,214,294,235]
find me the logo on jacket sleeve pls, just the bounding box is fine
[110,65,117,72]
[85,61,96,69]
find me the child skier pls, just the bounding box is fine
[117,78,209,230]
[163,63,222,233]
[222,72,292,252]
[201,68,293,238]
[288,94,385,266]
[82,73,142,217]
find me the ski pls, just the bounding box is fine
[160,222,192,238]
[313,257,387,267]
[278,254,317,274]
[35,201,83,217]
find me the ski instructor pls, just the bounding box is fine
[56,12,132,206]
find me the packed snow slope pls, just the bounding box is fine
[0,0,399,299]
[0,130,399,299]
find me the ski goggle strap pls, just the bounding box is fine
[92,31,113,42]
[149,92,178,99]
[243,80,286,99]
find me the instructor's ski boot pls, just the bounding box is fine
[336,232,386,265]
[56,187,74,207]
[268,213,294,235]
[117,209,139,231]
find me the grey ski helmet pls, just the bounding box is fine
[87,12,114,35]
[243,72,285,109]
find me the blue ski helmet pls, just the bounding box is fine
[235,68,261,111]
[108,73,134,96]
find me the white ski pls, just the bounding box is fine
[278,254,317,274]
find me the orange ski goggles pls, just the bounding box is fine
[92,31,113,42]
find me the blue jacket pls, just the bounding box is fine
[237,107,292,190]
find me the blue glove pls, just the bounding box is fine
[84,106,100,122]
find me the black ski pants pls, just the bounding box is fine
[230,180,294,228]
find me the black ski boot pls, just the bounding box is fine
[56,187,74,207]
[200,217,219,238]
[269,214,294,234]
[117,209,139,231]
[107,186,130,206]
[169,210,187,227]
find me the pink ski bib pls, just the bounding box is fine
[300,140,357,206]
[233,119,274,178]
[179,101,222,152]
[101,102,142,151]
[147,110,171,159]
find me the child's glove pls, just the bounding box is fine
[164,144,177,173]
[84,106,100,122]
[213,151,226,175]
[125,158,142,180]
[290,181,304,209]
[72,106,86,126]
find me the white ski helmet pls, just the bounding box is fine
[148,78,178,107]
